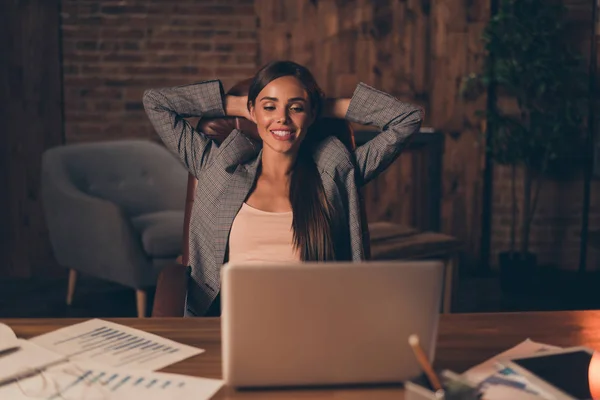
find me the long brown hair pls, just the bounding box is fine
[247,61,336,261]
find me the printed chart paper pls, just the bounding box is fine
[30,319,204,371]
[462,339,560,385]
[0,360,223,400]
[462,339,562,400]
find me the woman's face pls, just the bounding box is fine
[249,76,315,155]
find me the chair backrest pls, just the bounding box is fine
[43,139,188,218]
[180,80,371,265]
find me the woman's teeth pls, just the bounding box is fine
[271,130,295,141]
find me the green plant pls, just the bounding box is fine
[460,0,588,257]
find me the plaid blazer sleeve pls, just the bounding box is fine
[345,82,424,186]
[143,80,226,177]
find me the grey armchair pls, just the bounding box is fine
[41,140,188,317]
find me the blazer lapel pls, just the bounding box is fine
[214,152,261,267]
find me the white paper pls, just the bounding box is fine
[0,323,17,346]
[462,339,561,400]
[30,319,204,371]
[0,339,67,382]
[463,339,561,385]
[483,384,547,400]
[0,360,223,400]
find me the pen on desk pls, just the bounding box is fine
[0,346,20,358]
[408,334,443,392]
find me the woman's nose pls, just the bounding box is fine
[275,109,290,124]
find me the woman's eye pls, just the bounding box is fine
[263,106,275,111]
[290,106,304,113]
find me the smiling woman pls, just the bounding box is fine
[239,64,339,263]
[143,60,424,317]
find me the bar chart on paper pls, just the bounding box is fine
[0,361,223,400]
[30,319,204,371]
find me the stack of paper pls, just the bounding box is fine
[0,319,223,400]
[462,339,562,400]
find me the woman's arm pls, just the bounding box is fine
[142,80,248,177]
[325,83,423,186]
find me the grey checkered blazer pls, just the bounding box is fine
[143,80,423,316]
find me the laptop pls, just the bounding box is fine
[220,260,445,388]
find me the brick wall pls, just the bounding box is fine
[58,0,599,272]
[490,166,600,271]
[60,0,258,143]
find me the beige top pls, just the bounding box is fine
[228,203,300,263]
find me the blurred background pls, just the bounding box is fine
[0,0,598,318]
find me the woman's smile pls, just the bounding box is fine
[270,128,296,141]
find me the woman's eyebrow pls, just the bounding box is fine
[259,96,307,102]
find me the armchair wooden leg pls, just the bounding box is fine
[136,289,147,318]
[66,269,77,306]
[442,256,457,314]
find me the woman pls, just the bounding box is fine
[143,60,423,317]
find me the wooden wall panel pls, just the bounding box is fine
[363,152,415,226]
[0,0,64,278]
[430,0,488,271]
[255,0,488,271]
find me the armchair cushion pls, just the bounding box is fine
[131,210,184,258]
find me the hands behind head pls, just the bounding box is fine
[196,100,353,151]
[197,115,353,150]
[202,78,353,148]
[197,115,260,144]
[200,93,258,144]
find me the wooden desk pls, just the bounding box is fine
[3,311,600,399]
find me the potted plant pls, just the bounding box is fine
[460,0,588,293]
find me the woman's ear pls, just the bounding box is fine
[248,103,257,123]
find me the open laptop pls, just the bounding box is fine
[220,260,445,388]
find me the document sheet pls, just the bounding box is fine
[30,319,204,371]
[0,360,223,400]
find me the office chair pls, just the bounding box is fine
[151,78,371,317]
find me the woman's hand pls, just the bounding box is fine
[322,98,351,120]
[198,94,259,143]
[225,95,252,120]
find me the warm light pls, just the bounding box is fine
[590,352,600,400]
[572,311,600,399]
